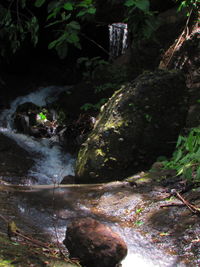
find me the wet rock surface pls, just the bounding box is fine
[63,217,127,267]
[9,171,200,266]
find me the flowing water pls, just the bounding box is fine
[109,23,128,59]
[0,86,186,267]
[0,86,75,184]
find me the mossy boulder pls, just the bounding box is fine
[75,70,188,183]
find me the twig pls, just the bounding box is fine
[160,203,185,208]
[14,231,53,250]
[163,7,193,68]
[81,33,110,56]
[175,190,200,215]
[0,182,105,192]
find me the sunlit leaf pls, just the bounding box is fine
[159,232,170,236]
[135,220,144,226]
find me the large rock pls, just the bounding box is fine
[75,70,188,182]
[63,218,127,267]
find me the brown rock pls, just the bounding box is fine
[63,218,127,267]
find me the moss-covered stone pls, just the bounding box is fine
[75,70,188,183]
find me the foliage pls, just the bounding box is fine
[80,98,108,111]
[176,0,199,13]
[46,0,96,59]
[94,82,118,93]
[163,127,200,181]
[124,0,160,41]
[37,112,47,121]
[0,0,96,59]
[77,56,108,80]
[0,0,196,59]
[0,1,39,57]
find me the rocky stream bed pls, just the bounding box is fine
[0,134,199,266]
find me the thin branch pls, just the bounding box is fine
[81,33,110,56]
[175,191,200,214]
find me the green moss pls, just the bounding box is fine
[104,120,124,131]
[109,157,117,161]
[95,149,105,157]
[76,145,89,177]
[0,259,13,266]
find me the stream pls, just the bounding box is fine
[0,86,192,266]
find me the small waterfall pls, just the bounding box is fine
[0,86,69,129]
[109,23,128,59]
[0,86,74,184]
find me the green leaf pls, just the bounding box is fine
[46,19,63,28]
[87,7,96,14]
[184,167,193,180]
[186,131,194,152]
[176,135,184,148]
[135,220,144,226]
[135,0,149,11]
[76,10,87,17]
[68,32,79,44]
[68,21,80,30]
[174,149,183,163]
[35,0,46,8]
[76,3,88,8]
[48,39,59,49]
[196,166,200,180]
[81,103,94,111]
[63,2,73,11]
[47,1,60,12]
[47,13,55,20]
[38,112,46,120]
[124,0,135,7]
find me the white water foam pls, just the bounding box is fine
[0,86,74,184]
[111,226,181,267]
[109,23,128,59]
[0,85,69,129]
